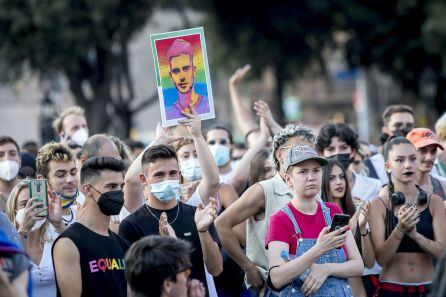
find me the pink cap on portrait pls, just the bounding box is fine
[166,39,193,63]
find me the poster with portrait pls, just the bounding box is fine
[150,27,215,127]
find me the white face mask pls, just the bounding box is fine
[71,128,89,146]
[16,208,46,232]
[209,145,231,167]
[180,158,202,181]
[0,160,19,181]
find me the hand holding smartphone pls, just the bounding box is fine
[329,214,350,233]
[28,179,48,218]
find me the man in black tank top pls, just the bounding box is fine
[119,145,223,296]
[52,157,129,297]
[407,128,446,200]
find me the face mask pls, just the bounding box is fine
[180,158,202,181]
[0,160,19,181]
[328,153,353,171]
[16,208,47,232]
[210,145,231,167]
[150,180,181,204]
[91,187,124,216]
[71,128,89,146]
[56,190,79,209]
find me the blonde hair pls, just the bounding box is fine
[6,178,50,244]
[436,112,446,142]
[108,135,134,164]
[174,138,194,152]
[36,141,75,178]
[52,106,85,134]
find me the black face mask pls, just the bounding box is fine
[328,153,353,170]
[92,187,124,216]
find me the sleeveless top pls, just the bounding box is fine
[383,199,434,254]
[431,176,446,201]
[52,222,129,297]
[245,174,293,284]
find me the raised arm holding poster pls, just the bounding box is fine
[150,27,215,127]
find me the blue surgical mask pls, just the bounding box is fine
[150,180,181,204]
[210,145,231,167]
[180,158,202,181]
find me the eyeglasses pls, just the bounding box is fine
[208,139,228,145]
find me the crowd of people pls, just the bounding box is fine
[1,66,446,297]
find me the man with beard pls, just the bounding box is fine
[407,128,446,200]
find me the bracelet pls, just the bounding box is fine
[198,228,208,233]
[360,229,370,236]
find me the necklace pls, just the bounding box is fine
[145,203,180,225]
[62,208,74,223]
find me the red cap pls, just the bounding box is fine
[406,128,444,150]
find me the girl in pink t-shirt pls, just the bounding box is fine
[266,145,363,296]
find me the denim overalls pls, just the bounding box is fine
[279,202,353,297]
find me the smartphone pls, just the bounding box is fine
[28,179,48,218]
[329,214,350,233]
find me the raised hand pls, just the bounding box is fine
[47,189,63,228]
[194,197,218,232]
[229,64,251,87]
[181,181,200,203]
[315,226,348,254]
[153,122,183,145]
[179,104,202,138]
[253,100,282,134]
[396,205,419,233]
[18,198,44,233]
[358,201,370,229]
[159,212,176,238]
[187,279,206,297]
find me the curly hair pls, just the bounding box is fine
[316,123,359,153]
[271,124,317,170]
[36,141,75,178]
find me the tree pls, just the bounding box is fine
[189,0,337,123]
[334,0,445,113]
[0,0,159,137]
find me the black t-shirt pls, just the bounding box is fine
[119,202,211,294]
[52,222,129,297]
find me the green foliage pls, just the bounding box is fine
[191,0,336,79]
[0,0,154,78]
[335,0,442,94]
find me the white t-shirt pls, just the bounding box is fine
[31,228,59,297]
[368,153,387,186]
[351,172,382,201]
[350,172,382,275]
[76,191,85,205]
[219,160,240,183]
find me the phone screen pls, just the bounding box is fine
[329,214,350,233]
[28,179,48,217]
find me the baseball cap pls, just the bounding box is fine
[284,145,328,173]
[406,128,444,150]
